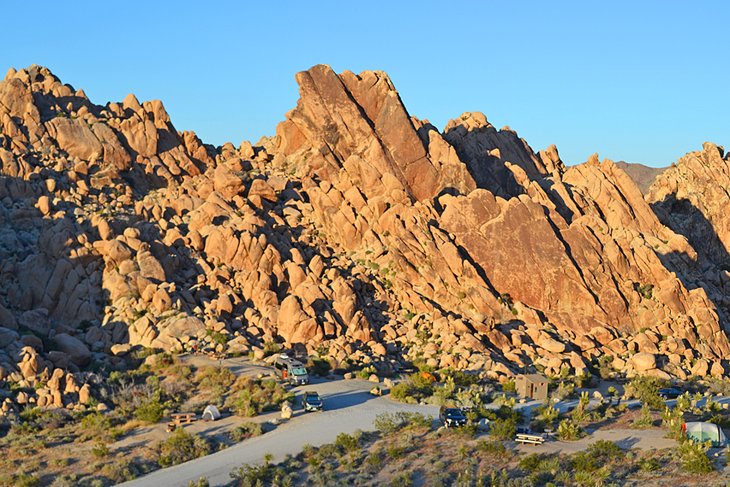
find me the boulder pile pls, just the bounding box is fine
[0,63,729,413]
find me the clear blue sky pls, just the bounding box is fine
[1,1,727,167]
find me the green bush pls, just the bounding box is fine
[334,431,361,453]
[633,404,655,429]
[556,419,584,441]
[92,441,110,458]
[357,365,378,379]
[489,416,517,440]
[225,377,294,417]
[662,406,684,440]
[229,422,264,442]
[100,459,142,483]
[308,358,331,376]
[364,450,384,473]
[501,379,516,393]
[475,440,510,458]
[639,457,661,472]
[195,366,236,390]
[158,428,211,467]
[261,340,282,357]
[625,376,664,410]
[390,373,435,403]
[374,412,431,434]
[134,398,165,423]
[229,461,294,487]
[677,440,714,474]
[586,440,624,464]
[5,473,40,487]
[519,453,560,481]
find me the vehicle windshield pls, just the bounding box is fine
[292,367,308,376]
[306,393,320,400]
[445,409,465,417]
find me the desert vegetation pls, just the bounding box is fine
[0,352,282,486]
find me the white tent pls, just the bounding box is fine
[202,405,221,421]
[683,421,728,447]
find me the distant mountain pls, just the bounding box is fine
[614,161,667,194]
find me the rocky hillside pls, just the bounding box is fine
[0,64,728,415]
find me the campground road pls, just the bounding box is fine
[121,358,730,487]
[120,378,438,487]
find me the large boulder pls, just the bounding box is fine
[630,352,657,372]
[53,333,91,366]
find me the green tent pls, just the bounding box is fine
[683,422,728,447]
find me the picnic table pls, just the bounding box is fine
[167,412,197,431]
[515,433,545,445]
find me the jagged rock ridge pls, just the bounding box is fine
[0,63,729,414]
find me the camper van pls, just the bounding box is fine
[274,354,309,385]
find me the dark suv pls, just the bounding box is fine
[439,406,467,428]
[302,391,324,412]
[658,387,683,399]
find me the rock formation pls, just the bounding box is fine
[0,63,729,414]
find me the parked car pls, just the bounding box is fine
[439,406,467,428]
[302,391,323,412]
[658,387,683,399]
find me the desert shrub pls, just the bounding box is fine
[501,379,516,393]
[624,376,664,409]
[489,416,517,440]
[551,381,576,401]
[676,440,714,474]
[364,449,384,473]
[571,391,591,423]
[195,366,236,390]
[134,397,165,423]
[374,412,430,434]
[390,373,435,403]
[158,428,210,467]
[520,453,560,483]
[229,461,294,487]
[639,457,661,472]
[390,472,413,487]
[596,355,615,379]
[357,365,378,379]
[632,404,655,429]
[308,358,331,376]
[168,364,193,380]
[99,459,143,483]
[187,479,210,487]
[441,368,480,388]
[533,402,559,430]
[92,441,110,458]
[385,444,407,459]
[661,406,685,440]
[226,377,294,417]
[557,419,584,440]
[206,329,228,346]
[229,422,264,442]
[261,340,282,357]
[5,473,40,487]
[475,440,510,459]
[334,431,362,453]
[586,440,624,464]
